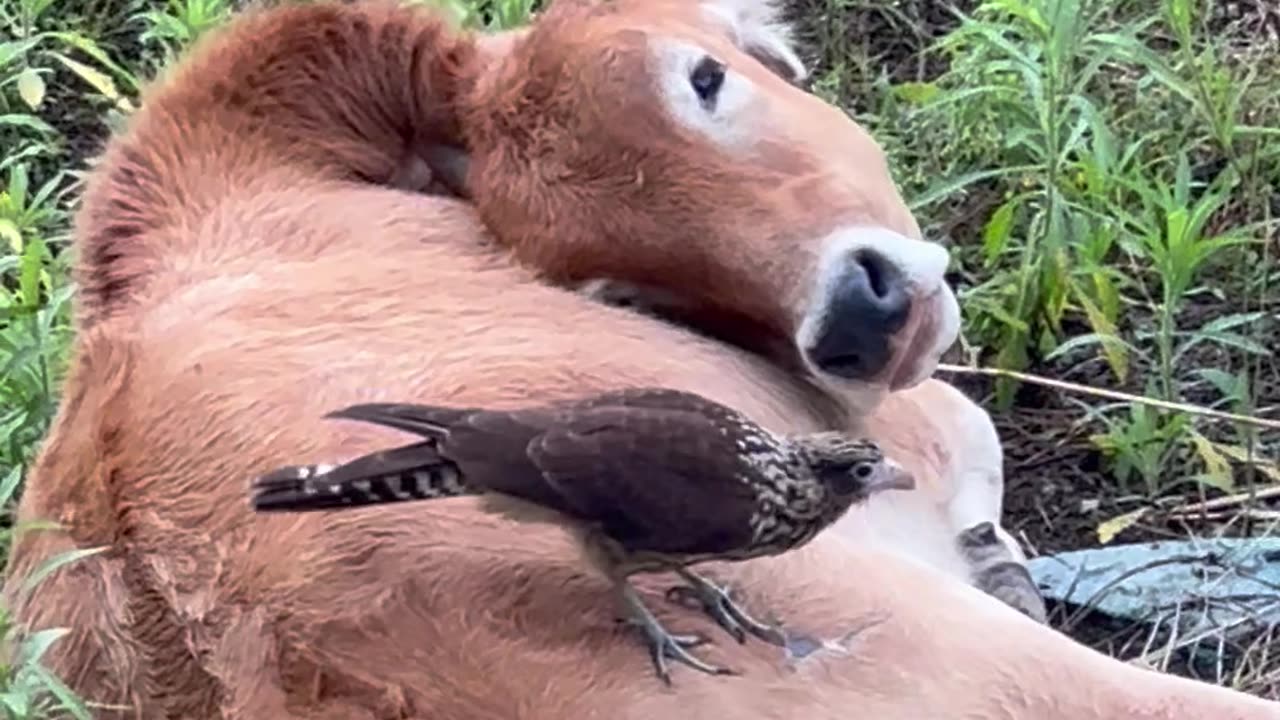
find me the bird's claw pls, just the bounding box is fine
[618,581,736,684]
[631,620,735,685]
[666,569,788,647]
[665,585,746,643]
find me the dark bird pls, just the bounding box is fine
[956,521,1048,625]
[249,387,916,683]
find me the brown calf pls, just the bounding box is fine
[5,0,1277,717]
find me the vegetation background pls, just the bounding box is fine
[0,0,1275,715]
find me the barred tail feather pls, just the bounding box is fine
[249,441,474,513]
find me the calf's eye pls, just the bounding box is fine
[689,55,726,107]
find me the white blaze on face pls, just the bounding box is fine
[648,0,811,150]
[648,37,759,150]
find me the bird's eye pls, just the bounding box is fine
[825,468,860,496]
[853,462,874,479]
[690,55,726,108]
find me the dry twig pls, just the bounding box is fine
[937,364,1280,431]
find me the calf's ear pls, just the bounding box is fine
[416,25,533,199]
[701,0,809,85]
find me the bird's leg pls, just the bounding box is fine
[665,567,787,646]
[615,577,736,685]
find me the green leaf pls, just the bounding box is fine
[0,691,30,717]
[8,162,30,207]
[993,326,1029,410]
[1073,281,1130,381]
[1091,270,1120,324]
[1214,445,1280,483]
[1166,0,1192,39]
[19,235,45,309]
[981,199,1017,267]
[1199,311,1266,335]
[1193,368,1243,402]
[0,219,22,253]
[1236,125,1280,139]
[1173,151,1191,208]
[1092,32,1199,104]
[1097,508,1147,545]
[1195,330,1271,357]
[18,546,108,604]
[978,300,1031,333]
[16,67,45,110]
[1188,432,1234,491]
[0,465,23,506]
[46,31,141,93]
[1043,329,1136,364]
[0,38,41,69]
[908,165,1040,211]
[980,0,1049,34]
[11,519,65,538]
[31,665,94,720]
[50,53,122,101]
[15,627,68,667]
[892,81,940,105]
[1067,94,1114,177]
[0,113,56,134]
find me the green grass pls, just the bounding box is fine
[0,0,1276,712]
[793,0,1276,503]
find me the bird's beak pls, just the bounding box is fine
[868,457,916,493]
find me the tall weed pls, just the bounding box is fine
[883,0,1275,495]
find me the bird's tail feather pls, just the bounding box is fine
[323,402,472,440]
[250,441,474,512]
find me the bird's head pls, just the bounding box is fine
[795,432,916,501]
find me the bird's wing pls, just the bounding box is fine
[324,402,475,440]
[406,407,585,514]
[322,402,579,510]
[559,387,728,412]
[553,387,755,430]
[521,405,760,556]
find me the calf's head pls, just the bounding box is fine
[450,0,959,398]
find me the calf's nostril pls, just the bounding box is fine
[849,248,910,330]
[855,249,891,299]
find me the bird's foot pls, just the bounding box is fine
[665,568,787,647]
[618,581,737,685]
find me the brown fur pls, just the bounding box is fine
[5,0,1279,718]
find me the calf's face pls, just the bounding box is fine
[459,0,960,400]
